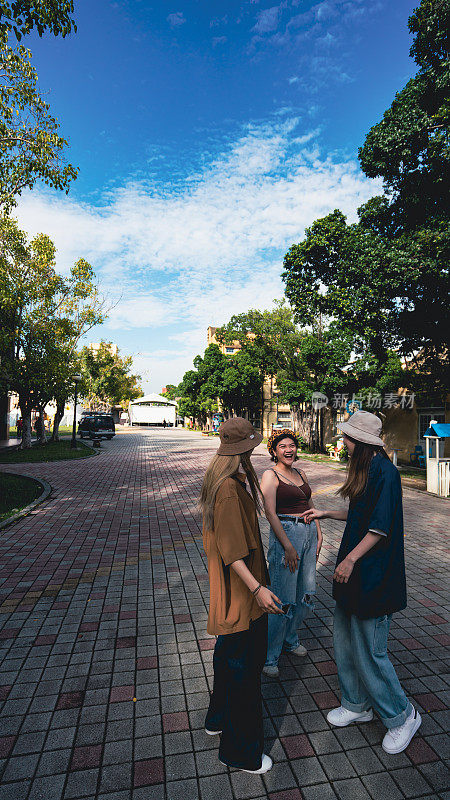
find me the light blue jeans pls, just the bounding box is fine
[265,518,317,667]
[333,604,412,729]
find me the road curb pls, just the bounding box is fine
[0,474,52,531]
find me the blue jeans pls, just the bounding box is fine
[265,519,317,667]
[333,604,412,729]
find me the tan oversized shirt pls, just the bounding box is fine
[203,473,268,636]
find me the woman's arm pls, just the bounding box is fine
[333,531,383,583]
[260,470,299,573]
[298,469,323,561]
[300,506,348,523]
[307,498,323,560]
[230,559,283,614]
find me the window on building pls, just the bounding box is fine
[333,410,346,435]
[419,410,445,443]
[225,347,235,354]
[278,412,292,420]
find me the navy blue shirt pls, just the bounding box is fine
[333,453,407,619]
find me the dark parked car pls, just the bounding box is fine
[78,414,115,440]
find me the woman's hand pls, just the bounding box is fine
[300,507,326,524]
[333,557,355,583]
[284,544,299,573]
[254,587,284,614]
[316,530,323,562]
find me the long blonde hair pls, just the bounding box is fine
[200,450,262,530]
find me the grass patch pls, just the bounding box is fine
[8,425,73,439]
[297,451,347,466]
[398,467,426,480]
[0,473,43,522]
[0,439,95,464]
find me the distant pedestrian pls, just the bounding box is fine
[302,410,421,754]
[261,429,323,677]
[34,416,43,438]
[162,418,167,428]
[16,417,23,438]
[200,417,283,774]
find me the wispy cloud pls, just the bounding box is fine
[252,4,285,34]
[249,0,385,89]
[17,118,380,391]
[167,11,186,27]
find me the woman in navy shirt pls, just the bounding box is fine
[302,411,421,755]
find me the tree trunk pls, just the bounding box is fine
[37,408,47,445]
[51,399,66,442]
[21,410,32,449]
[260,381,264,434]
[319,407,324,452]
[308,406,314,452]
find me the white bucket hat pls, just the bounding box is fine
[337,410,384,447]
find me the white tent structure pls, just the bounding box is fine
[129,393,177,427]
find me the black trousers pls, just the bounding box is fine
[205,614,268,771]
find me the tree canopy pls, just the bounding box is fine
[0,1,76,41]
[0,215,105,445]
[0,39,78,211]
[79,342,143,409]
[283,0,449,400]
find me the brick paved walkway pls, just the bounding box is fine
[0,429,448,800]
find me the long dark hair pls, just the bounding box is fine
[338,437,390,501]
[200,449,262,530]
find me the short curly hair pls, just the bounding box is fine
[267,429,299,461]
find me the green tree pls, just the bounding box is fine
[216,305,299,424]
[79,342,143,410]
[283,0,449,399]
[176,369,203,426]
[0,38,78,212]
[0,217,105,446]
[163,384,178,401]
[221,350,261,418]
[0,1,76,41]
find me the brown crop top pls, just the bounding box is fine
[272,469,312,515]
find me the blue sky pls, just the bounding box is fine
[17,0,417,393]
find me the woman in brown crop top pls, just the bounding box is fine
[260,429,323,677]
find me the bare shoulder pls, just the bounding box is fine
[295,466,309,483]
[261,468,278,486]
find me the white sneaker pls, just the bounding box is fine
[382,707,422,754]
[205,727,222,736]
[220,753,273,774]
[287,644,307,657]
[327,706,373,727]
[263,664,279,678]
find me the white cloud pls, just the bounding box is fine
[167,11,186,27]
[252,4,284,34]
[16,118,380,392]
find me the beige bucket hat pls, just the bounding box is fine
[337,410,384,446]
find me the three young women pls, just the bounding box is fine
[260,429,323,677]
[201,410,420,772]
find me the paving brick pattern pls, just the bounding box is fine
[0,428,448,800]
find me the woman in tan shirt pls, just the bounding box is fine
[201,417,283,775]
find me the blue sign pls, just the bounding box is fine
[346,399,362,413]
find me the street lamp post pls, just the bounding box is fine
[70,374,82,449]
